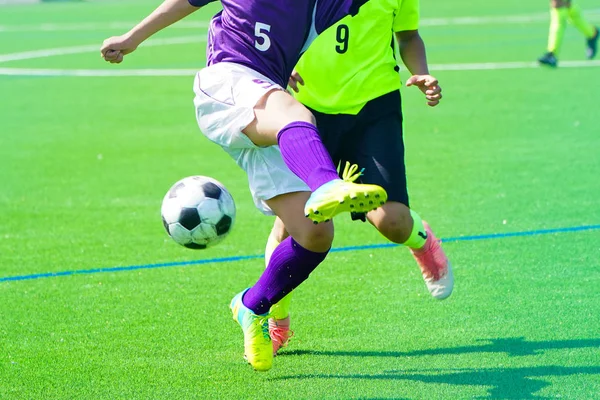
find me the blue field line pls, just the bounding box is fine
[1,224,599,283]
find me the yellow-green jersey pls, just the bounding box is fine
[294,0,419,115]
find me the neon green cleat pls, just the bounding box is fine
[230,290,273,371]
[304,162,388,223]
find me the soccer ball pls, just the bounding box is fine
[161,176,236,249]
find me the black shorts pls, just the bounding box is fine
[309,90,409,208]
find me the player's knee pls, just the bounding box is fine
[271,217,289,242]
[285,102,316,125]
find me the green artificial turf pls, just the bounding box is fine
[1,1,599,398]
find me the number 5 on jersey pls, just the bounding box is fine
[254,22,271,51]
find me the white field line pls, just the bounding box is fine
[0,68,198,76]
[421,10,600,26]
[1,10,599,32]
[2,60,600,76]
[430,60,600,71]
[0,35,205,63]
[0,21,210,32]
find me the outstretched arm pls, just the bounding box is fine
[395,30,442,107]
[101,0,203,63]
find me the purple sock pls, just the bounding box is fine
[277,121,340,191]
[243,237,329,315]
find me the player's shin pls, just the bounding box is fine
[245,236,327,315]
[548,7,568,54]
[567,5,596,39]
[265,230,293,320]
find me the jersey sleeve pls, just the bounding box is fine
[393,0,419,32]
[188,0,217,7]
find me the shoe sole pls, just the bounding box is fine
[305,186,387,223]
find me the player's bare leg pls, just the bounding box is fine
[243,90,387,223]
[367,202,453,299]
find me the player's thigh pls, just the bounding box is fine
[243,89,316,147]
[194,63,283,149]
[265,192,334,253]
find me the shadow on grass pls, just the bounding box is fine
[272,365,600,399]
[281,337,600,358]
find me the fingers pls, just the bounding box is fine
[426,88,442,106]
[406,74,443,106]
[406,74,438,88]
[293,71,304,86]
[425,85,442,103]
[101,49,123,63]
[288,77,299,93]
[405,75,419,87]
[288,70,305,93]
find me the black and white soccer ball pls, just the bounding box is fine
[161,176,236,249]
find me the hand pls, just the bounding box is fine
[406,74,443,107]
[288,70,305,93]
[100,34,139,64]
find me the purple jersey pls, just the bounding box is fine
[189,0,365,87]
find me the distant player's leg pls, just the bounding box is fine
[566,3,599,59]
[265,217,293,356]
[355,91,453,299]
[539,0,568,67]
[244,89,388,224]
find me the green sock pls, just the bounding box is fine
[270,294,292,320]
[548,7,568,54]
[265,230,292,319]
[568,5,596,38]
[403,209,427,250]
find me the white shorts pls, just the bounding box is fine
[193,62,309,215]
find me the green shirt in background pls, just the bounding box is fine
[294,0,420,115]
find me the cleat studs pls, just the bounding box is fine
[339,200,345,204]
[375,194,380,198]
[379,201,385,205]
[350,204,354,208]
[369,201,373,205]
[313,221,319,225]
[359,202,364,207]
[324,219,330,223]
[314,210,320,215]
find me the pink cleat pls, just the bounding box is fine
[410,221,454,300]
[268,317,294,356]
